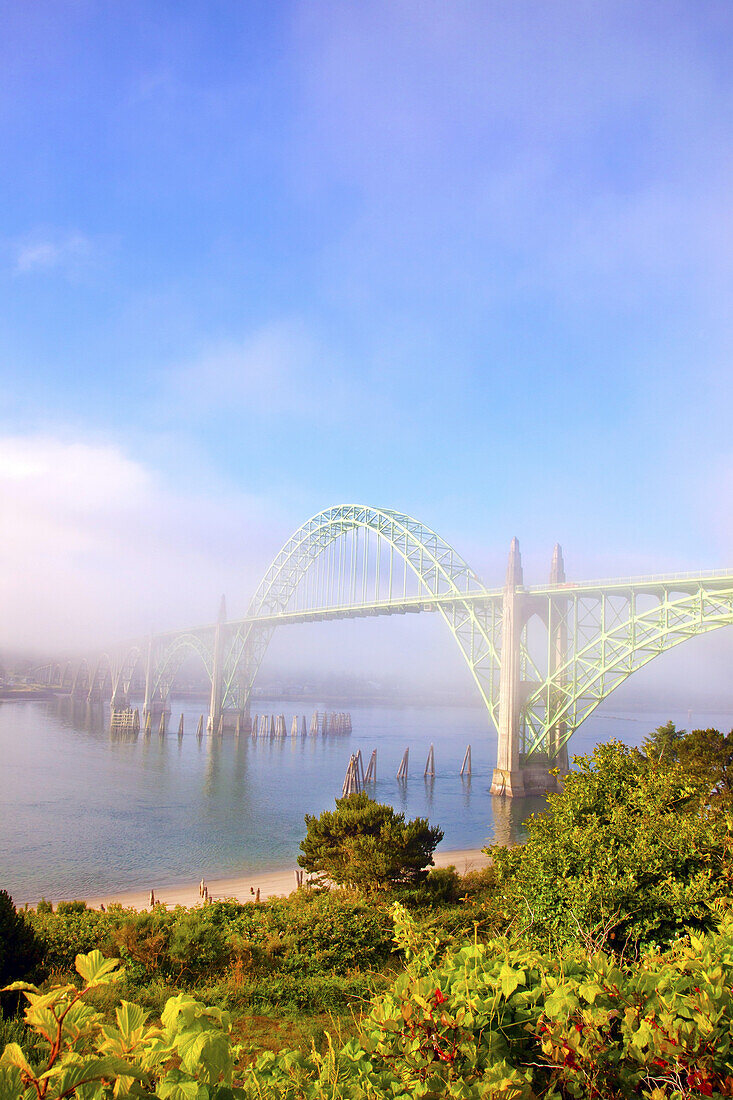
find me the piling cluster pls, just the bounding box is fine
[341,743,472,794]
[342,748,377,796]
[110,707,140,733]
[250,710,352,738]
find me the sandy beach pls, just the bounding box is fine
[80,847,490,911]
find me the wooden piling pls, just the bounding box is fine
[217,715,223,737]
[144,710,152,734]
[364,749,377,783]
[396,748,409,781]
[197,715,204,739]
[460,744,472,777]
[178,714,184,737]
[342,754,362,797]
[158,712,166,736]
[424,743,435,777]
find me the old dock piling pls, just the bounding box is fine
[460,744,472,777]
[424,743,435,777]
[342,753,362,797]
[396,748,409,781]
[196,715,204,739]
[364,749,377,782]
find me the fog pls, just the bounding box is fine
[3,432,733,714]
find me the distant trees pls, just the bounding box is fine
[298,792,444,892]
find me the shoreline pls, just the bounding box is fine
[75,847,490,911]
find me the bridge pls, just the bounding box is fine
[35,505,733,796]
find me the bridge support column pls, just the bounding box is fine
[207,596,226,734]
[143,636,154,718]
[549,544,569,777]
[491,538,525,797]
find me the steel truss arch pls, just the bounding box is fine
[521,581,733,758]
[221,505,500,716]
[152,633,215,703]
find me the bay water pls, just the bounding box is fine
[1,696,730,904]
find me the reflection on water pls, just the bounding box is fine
[1,695,731,903]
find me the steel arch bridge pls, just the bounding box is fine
[46,505,733,796]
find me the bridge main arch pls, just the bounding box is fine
[218,505,502,725]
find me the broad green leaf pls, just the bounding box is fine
[0,1065,28,1100]
[115,1001,148,1044]
[498,963,525,998]
[157,1068,205,1100]
[75,950,124,986]
[578,980,605,1004]
[0,1043,33,1076]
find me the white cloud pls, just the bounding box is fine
[0,435,276,652]
[13,232,95,276]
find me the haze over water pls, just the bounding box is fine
[3,696,731,905]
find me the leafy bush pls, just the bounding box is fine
[4,910,733,1098]
[488,739,732,952]
[299,791,444,892]
[244,904,733,1099]
[0,950,241,1099]
[56,900,87,915]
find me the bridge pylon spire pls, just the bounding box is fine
[550,543,565,584]
[505,536,523,587]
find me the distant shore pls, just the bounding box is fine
[75,847,490,911]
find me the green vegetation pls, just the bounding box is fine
[1,724,732,1097]
[298,792,444,891]
[489,732,733,952]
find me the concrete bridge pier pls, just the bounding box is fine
[491,540,569,797]
[207,596,227,734]
[490,538,525,797]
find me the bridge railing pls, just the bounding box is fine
[529,567,733,593]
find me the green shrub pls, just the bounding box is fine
[489,739,732,952]
[56,900,87,914]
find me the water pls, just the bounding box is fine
[1,696,731,904]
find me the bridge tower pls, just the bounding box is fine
[490,538,524,796]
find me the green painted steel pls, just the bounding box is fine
[120,505,733,761]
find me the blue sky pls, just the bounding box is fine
[2,1,733,667]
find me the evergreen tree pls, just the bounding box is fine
[299,792,443,892]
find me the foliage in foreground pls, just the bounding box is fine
[27,891,395,1011]
[299,792,444,892]
[4,908,733,1099]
